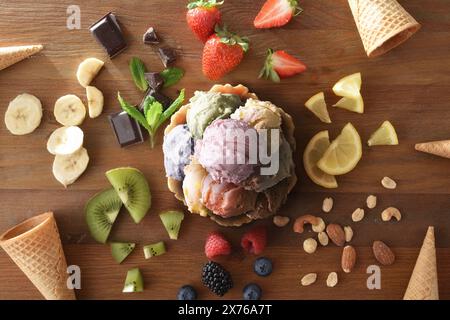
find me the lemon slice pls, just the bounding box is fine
[304,92,331,124]
[317,123,362,175]
[303,130,338,189]
[332,73,362,98]
[368,121,399,146]
[333,95,364,114]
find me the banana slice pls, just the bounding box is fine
[4,93,42,135]
[86,86,104,118]
[76,58,104,88]
[54,94,86,126]
[47,126,84,155]
[52,147,89,187]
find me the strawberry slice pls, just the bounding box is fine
[259,49,307,82]
[254,0,302,29]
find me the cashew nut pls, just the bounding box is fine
[293,215,319,233]
[381,207,402,221]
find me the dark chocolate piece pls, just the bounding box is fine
[143,27,159,45]
[145,72,164,91]
[90,12,127,58]
[158,47,177,67]
[108,111,145,147]
[139,89,173,111]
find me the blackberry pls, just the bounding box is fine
[201,261,233,296]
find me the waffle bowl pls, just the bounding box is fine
[164,84,297,227]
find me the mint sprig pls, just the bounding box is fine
[129,57,149,92]
[160,67,185,88]
[118,89,186,148]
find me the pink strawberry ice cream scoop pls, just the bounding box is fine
[201,175,257,218]
[195,119,258,185]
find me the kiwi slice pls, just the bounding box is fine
[122,268,144,293]
[111,242,136,264]
[106,167,151,224]
[85,188,122,243]
[143,241,166,259]
[159,210,184,240]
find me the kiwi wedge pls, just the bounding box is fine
[111,242,136,264]
[122,268,144,293]
[106,167,151,224]
[143,241,166,259]
[159,210,184,240]
[85,188,122,243]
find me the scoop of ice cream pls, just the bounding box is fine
[183,159,209,217]
[201,175,257,218]
[187,91,242,139]
[231,98,282,129]
[163,124,194,181]
[244,136,294,192]
[195,119,258,185]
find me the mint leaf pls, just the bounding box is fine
[160,67,184,88]
[142,95,157,117]
[157,89,185,128]
[129,57,149,92]
[146,101,163,132]
[117,92,150,131]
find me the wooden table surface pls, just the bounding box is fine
[0,0,449,300]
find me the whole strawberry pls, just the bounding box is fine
[202,25,249,80]
[241,226,267,255]
[205,231,232,259]
[186,0,223,43]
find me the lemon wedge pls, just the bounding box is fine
[317,123,362,175]
[333,95,364,114]
[304,92,331,124]
[332,73,364,114]
[303,130,338,188]
[368,121,399,146]
[332,73,362,98]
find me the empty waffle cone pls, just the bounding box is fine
[0,45,43,71]
[0,212,75,300]
[348,0,421,57]
[404,226,439,300]
[415,140,450,159]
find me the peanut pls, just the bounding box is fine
[303,238,318,254]
[381,176,397,189]
[301,273,317,286]
[322,197,334,213]
[366,195,377,209]
[344,226,354,242]
[326,272,338,287]
[318,231,329,246]
[273,215,290,227]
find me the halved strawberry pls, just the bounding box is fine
[259,49,307,82]
[254,0,302,29]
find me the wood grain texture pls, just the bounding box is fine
[0,0,449,300]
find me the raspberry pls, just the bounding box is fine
[241,226,267,255]
[204,231,231,259]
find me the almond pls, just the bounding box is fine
[341,245,356,273]
[326,223,345,247]
[372,241,395,265]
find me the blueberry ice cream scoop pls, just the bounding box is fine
[163,124,194,181]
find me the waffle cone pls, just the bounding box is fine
[348,0,420,57]
[0,212,76,300]
[415,140,450,159]
[404,227,439,300]
[0,45,43,71]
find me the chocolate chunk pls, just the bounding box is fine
[143,27,159,45]
[139,89,173,110]
[158,47,177,67]
[145,72,164,91]
[108,111,145,147]
[90,12,127,58]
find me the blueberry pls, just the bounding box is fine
[177,285,197,300]
[254,257,273,277]
[243,283,262,300]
